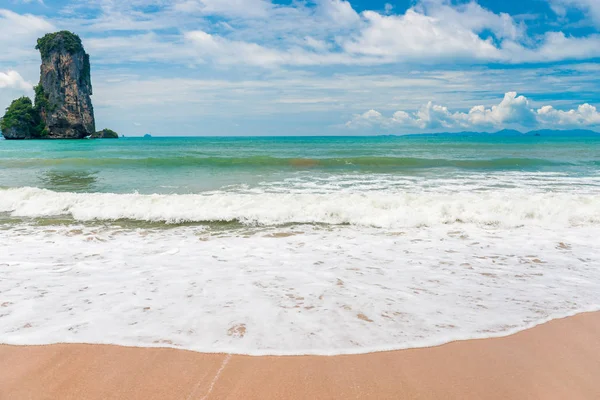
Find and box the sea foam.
[0,222,599,355]
[0,187,599,227]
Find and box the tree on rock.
[0,97,47,139]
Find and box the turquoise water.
[1,134,600,354]
[0,135,599,194]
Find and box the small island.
[0,31,118,140]
[91,128,119,139]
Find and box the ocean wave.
[1,187,598,227]
[0,156,577,169]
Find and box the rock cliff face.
[35,31,95,139]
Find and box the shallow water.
[0,135,599,354]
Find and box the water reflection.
[40,170,99,192]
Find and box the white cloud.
[184,2,579,68]
[301,36,331,52]
[419,0,524,41]
[339,5,598,65]
[551,0,600,27]
[537,103,600,126]
[346,109,386,128]
[85,33,204,66]
[12,0,598,68]
[174,0,271,18]
[0,70,33,91]
[466,92,536,127]
[346,92,599,131]
[342,9,502,61]
[316,0,360,26]
[0,9,53,36]
[14,0,45,4]
[184,30,384,67]
[185,31,287,67]
[0,9,55,62]
[179,3,600,66]
[502,32,600,62]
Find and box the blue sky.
[1,0,599,135]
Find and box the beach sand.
[1,311,599,400]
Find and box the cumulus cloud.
[537,104,600,126]
[182,2,599,68]
[184,2,598,66]
[346,92,600,131]
[316,0,360,26]
[339,5,600,64]
[341,9,502,61]
[0,70,33,91]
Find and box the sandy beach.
[1,311,598,400]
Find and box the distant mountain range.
[404,129,599,137]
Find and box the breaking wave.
[1,187,598,227]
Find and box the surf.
[1,186,599,227]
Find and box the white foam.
[1,223,599,355]
[0,186,599,227]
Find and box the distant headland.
[0,31,117,140]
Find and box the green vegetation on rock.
[36,31,85,60]
[0,97,47,138]
[1,97,34,131]
[34,84,55,113]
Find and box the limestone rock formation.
[0,31,95,140]
[36,31,95,139]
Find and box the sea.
[1,135,599,355]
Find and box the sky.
[1,0,600,136]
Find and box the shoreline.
[2,307,598,356]
[1,311,599,399]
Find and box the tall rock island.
[0,31,111,140]
[36,31,95,138]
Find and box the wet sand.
[1,311,599,400]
